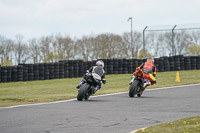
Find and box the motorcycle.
[77,72,102,101]
[129,69,149,97]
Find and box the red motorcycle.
[129,69,149,97]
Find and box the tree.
[43,50,60,63]
[122,32,142,58]
[187,44,200,56]
[175,31,191,55]
[13,35,30,64]
[164,31,191,56]
[191,31,200,44]
[0,35,14,63]
[2,59,12,66]
[138,48,153,58]
[39,36,52,63]
[94,33,127,59]
[145,32,166,57]
[28,38,41,63]
[52,34,75,60]
[75,35,95,61]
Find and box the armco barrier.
[0,55,200,83]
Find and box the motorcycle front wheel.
[77,83,90,101]
[129,80,140,97]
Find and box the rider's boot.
[93,85,100,93]
[139,90,144,95]
[137,87,144,97]
[138,81,150,96]
[76,79,86,89]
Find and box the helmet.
[147,58,154,63]
[96,60,104,68]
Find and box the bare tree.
[174,31,191,55]
[52,34,75,61]
[132,32,142,58]
[93,34,109,59]
[13,35,30,64]
[191,31,200,45]
[145,32,157,57]
[75,35,95,61]
[157,33,167,57]
[38,36,52,62]
[0,28,199,64]
[121,32,130,57]
[93,33,127,59]
[122,32,142,58]
[164,31,192,56]
[28,38,42,63]
[164,32,175,56]
[0,35,14,62]
[146,32,167,57]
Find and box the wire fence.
[142,23,200,58]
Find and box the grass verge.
[136,115,200,133]
[0,70,200,107]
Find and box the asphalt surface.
[0,84,200,133]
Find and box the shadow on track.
[75,99,110,102]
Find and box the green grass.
[0,70,200,107]
[136,115,200,133]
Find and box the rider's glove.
[133,72,136,76]
[102,80,106,84]
[86,70,90,75]
[136,67,140,70]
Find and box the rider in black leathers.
[76,60,106,93]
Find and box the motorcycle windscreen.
[93,66,104,77]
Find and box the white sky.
[1,0,200,40]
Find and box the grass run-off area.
[0,70,200,107]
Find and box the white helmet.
[96,60,104,68]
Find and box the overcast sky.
[1,0,200,40]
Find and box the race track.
[0,84,200,133]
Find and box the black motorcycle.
[77,72,102,101]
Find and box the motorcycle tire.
[77,83,90,101]
[137,90,142,97]
[129,80,140,97]
[84,92,90,100]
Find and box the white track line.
[129,127,147,133]
[0,84,200,109]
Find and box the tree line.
[0,30,200,66]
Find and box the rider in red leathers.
[130,58,156,94]
[137,58,156,88]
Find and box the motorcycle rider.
[130,58,156,93]
[76,60,106,93]
[138,58,156,87]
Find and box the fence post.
[172,25,177,56]
[1,57,3,66]
[143,26,148,58]
[34,56,37,64]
